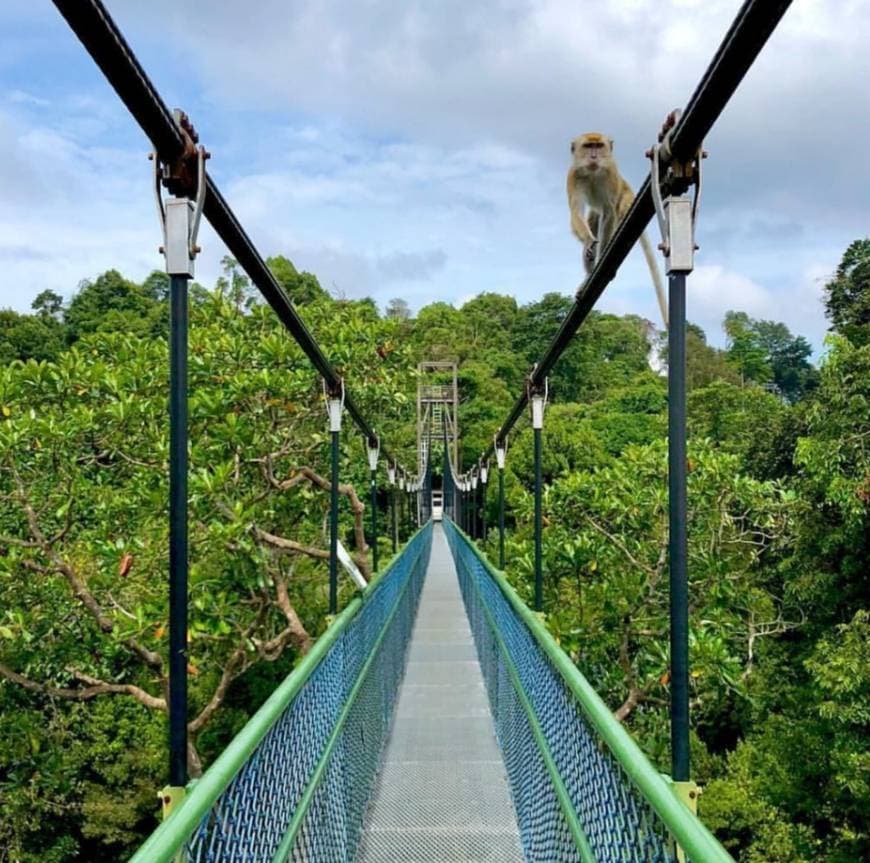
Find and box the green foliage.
[267,255,329,305]
[0,284,413,859]
[724,311,817,402]
[64,270,165,342]
[824,238,870,347]
[2,238,862,861]
[0,309,65,364]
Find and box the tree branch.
[0,663,165,712]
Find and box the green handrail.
[449,521,734,863]
[130,526,428,863]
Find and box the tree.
[0,309,65,364]
[824,238,870,347]
[385,297,411,321]
[64,270,163,342]
[215,256,257,311]
[503,441,794,763]
[0,287,415,860]
[683,322,741,389]
[31,289,64,321]
[267,255,328,305]
[724,311,817,402]
[724,311,772,385]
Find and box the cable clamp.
[366,436,380,472]
[494,435,508,470]
[323,378,345,432]
[151,110,208,277]
[527,371,548,430]
[647,109,705,275]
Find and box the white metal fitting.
[387,464,396,485]
[531,394,545,430]
[153,141,206,278]
[480,464,488,484]
[472,473,479,491]
[662,196,695,274]
[529,376,548,430]
[323,378,345,433]
[495,439,507,470]
[327,398,343,433]
[366,438,380,472]
[399,474,406,491]
[649,134,701,276]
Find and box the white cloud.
[1,0,861,360]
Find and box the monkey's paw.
[584,242,598,271]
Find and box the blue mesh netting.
[444,520,680,863]
[183,524,432,863]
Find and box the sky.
[1,0,867,353]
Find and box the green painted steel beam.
[447,520,734,863]
[130,526,428,863]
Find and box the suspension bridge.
[38,1,794,860]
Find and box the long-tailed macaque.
[567,132,668,327]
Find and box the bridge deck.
[356,524,524,862]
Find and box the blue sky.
[1,0,868,353]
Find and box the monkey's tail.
[640,231,668,329]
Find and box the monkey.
[566,132,668,328]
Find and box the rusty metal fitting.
[159,109,209,199]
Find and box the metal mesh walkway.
[357,524,524,862]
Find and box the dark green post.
[168,273,189,788]
[480,463,488,543]
[326,385,343,615]
[531,385,546,612]
[496,440,506,569]
[388,464,398,553]
[367,438,379,572]
[669,273,690,782]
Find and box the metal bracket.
[494,435,508,470]
[527,372,549,430]
[648,110,704,276]
[672,780,701,863]
[366,436,380,472]
[159,784,185,820]
[323,378,345,433]
[152,110,208,277]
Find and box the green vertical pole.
[533,425,543,611]
[390,471,398,553]
[498,467,505,568]
[168,273,189,789]
[669,272,690,782]
[329,427,339,614]
[326,387,342,615]
[370,469,378,572]
[367,438,379,573]
[531,386,546,612]
[481,468,488,543]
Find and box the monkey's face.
[570,133,614,175]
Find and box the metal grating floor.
[356,525,525,862]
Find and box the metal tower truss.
[417,361,459,476]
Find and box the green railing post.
[388,463,398,553]
[471,467,480,539]
[669,271,689,783]
[495,439,506,569]
[157,154,206,792]
[367,438,379,573]
[650,155,700,786]
[326,383,344,615]
[530,381,547,612]
[480,463,488,543]
[168,272,189,789]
